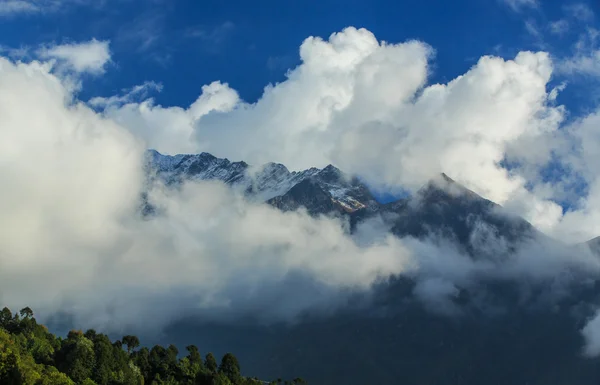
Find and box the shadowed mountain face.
[144,150,600,385]
[348,173,539,259]
[587,237,600,256]
[162,293,600,385]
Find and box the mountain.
[374,173,538,257]
[144,150,600,385]
[146,150,537,255]
[587,236,600,255]
[147,149,377,214]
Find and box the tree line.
[0,307,306,385]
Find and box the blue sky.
[1,0,597,113]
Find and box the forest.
[0,307,306,385]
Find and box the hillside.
[0,307,306,385]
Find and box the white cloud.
[97,28,569,235]
[501,0,538,12]
[525,19,542,38]
[582,310,600,356]
[0,0,38,15]
[89,81,163,108]
[549,19,569,35]
[38,39,111,75]
[185,21,235,44]
[556,28,600,77]
[100,80,239,154]
[565,3,595,22]
[0,54,416,331]
[0,44,30,59]
[0,0,99,16]
[559,49,600,76]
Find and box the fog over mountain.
[4,24,600,384]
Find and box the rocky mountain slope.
[147,149,377,213]
[146,150,546,257]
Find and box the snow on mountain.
[145,149,377,213]
[146,150,592,261]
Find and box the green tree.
[0,307,12,329]
[90,334,114,385]
[19,307,34,320]
[185,345,202,367]
[0,307,301,385]
[27,335,55,365]
[56,331,95,384]
[180,345,203,381]
[0,342,21,384]
[132,347,151,381]
[212,372,233,385]
[150,345,174,380]
[84,329,97,341]
[205,353,218,374]
[218,353,241,384]
[122,335,140,355]
[35,366,74,385]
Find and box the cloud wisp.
[37,39,111,75]
[0,0,107,17]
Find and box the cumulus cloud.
[91,27,600,244]
[38,39,111,75]
[0,55,415,333]
[95,27,571,236]
[5,27,600,353]
[98,81,239,154]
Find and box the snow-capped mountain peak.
[146,150,376,212]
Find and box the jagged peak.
[586,236,600,245]
[260,162,290,174]
[419,172,483,201]
[321,164,341,173]
[315,164,345,182]
[440,172,454,183]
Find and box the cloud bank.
[0,54,412,333]
[98,27,572,239]
[3,27,600,354]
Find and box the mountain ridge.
[145,149,599,249]
[146,149,378,213]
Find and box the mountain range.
[146,150,581,255]
[144,150,600,385]
[147,149,377,213]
